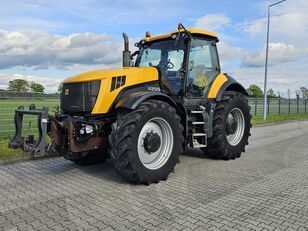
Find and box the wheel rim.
[226,108,245,146]
[137,117,174,170]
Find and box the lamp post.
[263,0,286,120]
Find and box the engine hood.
[62,67,159,114]
[63,67,158,84]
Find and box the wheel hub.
[143,132,161,154]
[226,118,238,135]
[137,117,174,170]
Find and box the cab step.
[192,133,206,137]
[192,141,207,148]
[190,110,204,114]
[192,121,205,125]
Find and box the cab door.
[186,37,220,98]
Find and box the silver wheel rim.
[226,108,245,146]
[137,117,174,170]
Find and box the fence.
[0,95,307,139]
[248,97,308,116]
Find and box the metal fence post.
[255,98,258,116]
[278,96,281,115]
[267,98,270,115]
[296,95,299,114]
[288,98,291,114]
[305,99,307,114]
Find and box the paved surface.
[0,121,308,231]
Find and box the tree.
[247,84,263,97]
[57,83,63,93]
[8,79,30,92]
[267,88,276,98]
[30,82,45,93]
[300,87,308,99]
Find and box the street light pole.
[263,0,286,120]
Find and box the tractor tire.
[72,150,108,166]
[202,91,251,160]
[109,100,184,185]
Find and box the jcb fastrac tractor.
[10,24,251,185]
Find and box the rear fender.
[216,75,248,101]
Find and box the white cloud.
[0,29,125,69]
[242,43,308,67]
[241,0,308,47]
[195,14,231,31]
[0,73,62,93]
[218,43,243,61]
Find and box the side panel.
[91,68,159,114]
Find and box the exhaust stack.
[122,33,131,67]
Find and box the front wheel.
[202,91,251,160]
[109,100,184,185]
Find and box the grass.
[0,139,27,161]
[252,113,308,125]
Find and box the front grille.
[61,80,100,114]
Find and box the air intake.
[110,76,126,91]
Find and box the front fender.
[115,91,178,110]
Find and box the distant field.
[0,98,59,139]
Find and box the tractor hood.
[63,67,158,84]
[61,67,159,114]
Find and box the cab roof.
[143,28,218,43]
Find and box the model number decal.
[147,86,161,92]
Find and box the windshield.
[135,38,186,95]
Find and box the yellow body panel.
[63,67,159,114]
[207,73,228,98]
[144,28,218,42]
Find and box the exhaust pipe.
[122,33,131,67]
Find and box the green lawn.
[0,139,27,161]
[252,113,308,125]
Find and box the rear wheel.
[202,91,251,160]
[109,100,184,185]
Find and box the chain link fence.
[0,94,307,139]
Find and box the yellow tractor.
[10,24,251,185]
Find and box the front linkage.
[9,105,50,157]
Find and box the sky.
[0,0,307,97]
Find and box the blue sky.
[0,0,307,96]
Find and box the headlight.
[75,121,98,142]
[85,125,94,134]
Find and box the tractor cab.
[134,25,220,99]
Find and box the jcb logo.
[64,89,69,95]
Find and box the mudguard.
[115,91,178,110]
[216,75,248,100]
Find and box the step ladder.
[189,106,208,148]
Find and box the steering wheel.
[166,60,174,70]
